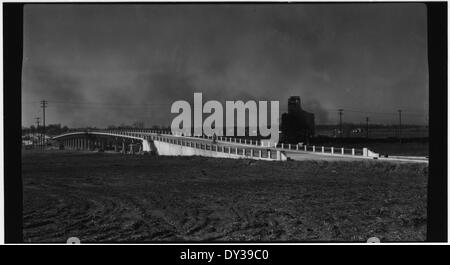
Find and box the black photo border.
[2,1,448,244]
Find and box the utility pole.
[338,109,343,138]
[366,117,369,139]
[35,117,40,148]
[41,100,48,148]
[398,109,402,143]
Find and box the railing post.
[341,147,344,155]
[363,148,368,156]
[322,146,324,153]
[352,148,355,156]
[331,147,334,154]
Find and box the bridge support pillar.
[122,142,126,153]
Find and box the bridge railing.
[150,133,283,161]
[86,129,281,160]
[273,142,373,158]
[84,129,377,158]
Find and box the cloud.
[22,4,428,127]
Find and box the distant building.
[281,96,315,143]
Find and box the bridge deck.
[53,130,428,163]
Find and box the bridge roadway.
[53,130,428,163]
[158,133,429,163]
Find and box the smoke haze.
[22,4,428,127]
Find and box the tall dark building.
[281,96,315,144]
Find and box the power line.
[24,100,427,116]
[398,109,402,143]
[279,106,426,116]
[22,99,428,128]
[45,100,172,107]
[35,117,40,148]
[41,100,48,148]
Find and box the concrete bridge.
[52,129,428,163]
[52,129,288,161]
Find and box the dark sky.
[22,3,428,128]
